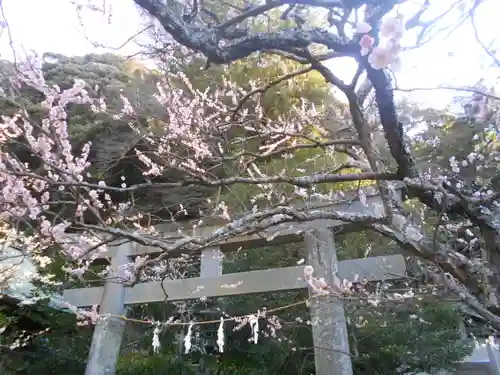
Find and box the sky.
[0,0,499,109]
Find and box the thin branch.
[134,0,352,64]
[266,50,348,64]
[470,1,500,69]
[7,169,398,192]
[81,204,383,283]
[216,0,346,32]
[217,1,285,31]
[225,138,361,163]
[232,65,314,119]
[77,24,153,51]
[394,86,500,101]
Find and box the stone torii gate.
[62,189,407,375]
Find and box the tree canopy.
[1,0,500,374]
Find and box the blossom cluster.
[356,15,405,71]
[0,54,229,279]
[0,48,333,287]
[0,58,115,275]
[303,264,353,296]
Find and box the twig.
[470,0,500,69]
[393,86,500,101]
[231,65,313,119]
[7,170,398,193]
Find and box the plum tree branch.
[134,0,355,63]
[222,138,361,163]
[80,204,382,283]
[7,169,398,192]
[231,65,314,119]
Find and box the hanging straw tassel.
[152,324,161,353]
[217,317,225,353]
[248,311,259,344]
[184,322,194,354]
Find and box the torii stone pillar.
[305,228,353,375]
[85,241,132,375]
[200,247,223,278]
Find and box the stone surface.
[305,228,353,375]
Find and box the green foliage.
[221,242,472,375]
[0,297,90,375]
[0,270,472,375]
[0,296,72,336]
[113,299,471,375]
[410,94,500,190]
[117,353,194,375]
[352,303,473,375]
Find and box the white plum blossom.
[356,21,372,34]
[304,265,314,277]
[303,265,335,295]
[380,14,405,39]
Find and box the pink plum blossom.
[368,46,395,70]
[359,35,375,56]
